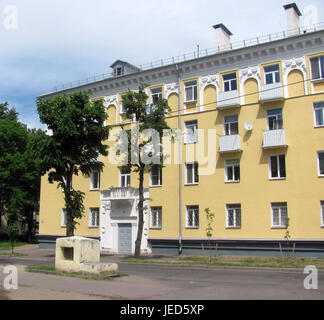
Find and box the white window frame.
[186,205,199,228]
[150,206,162,229]
[314,102,324,127]
[271,202,288,228]
[226,204,241,228]
[90,171,100,190]
[224,115,239,136]
[321,201,324,227]
[185,162,199,185]
[223,73,237,92]
[120,168,131,187]
[267,108,283,130]
[184,81,198,103]
[88,207,100,228]
[184,120,198,144]
[310,55,324,81]
[225,159,240,182]
[150,166,162,187]
[120,95,127,114]
[264,64,280,84]
[151,87,163,104]
[317,151,324,177]
[269,154,286,179]
[61,209,67,227]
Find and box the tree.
[36,91,110,236]
[121,84,170,257]
[0,103,45,240]
[205,208,215,263]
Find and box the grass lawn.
[25,265,122,281]
[124,255,324,270]
[0,241,28,251]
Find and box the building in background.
[38,3,324,257]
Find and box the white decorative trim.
[164,82,179,99]
[239,66,261,105]
[282,57,308,96]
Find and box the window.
[150,166,162,186]
[185,162,199,184]
[223,73,237,92]
[61,209,67,227]
[225,159,240,182]
[120,167,131,187]
[90,171,100,190]
[314,102,324,127]
[267,109,283,130]
[184,81,197,102]
[114,66,124,77]
[224,115,239,135]
[89,208,99,228]
[151,87,163,104]
[226,204,241,228]
[269,155,286,179]
[318,151,324,176]
[264,64,280,84]
[321,201,324,227]
[310,55,324,80]
[150,207,162,229]
[120,95,127,114]
[271,202,288,228]
[186,205,199,228]
[184,120,198,143]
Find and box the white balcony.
[259,83,284,103]
[219,134,241,153]
[107,187,137,200]
[217,90,240,109]
[263,129,287,149]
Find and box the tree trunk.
[135,166,145,257]
[64,173,74,237]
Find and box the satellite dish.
[244,121,253,131]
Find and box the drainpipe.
[176,64,183,255]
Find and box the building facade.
[38,3,324,257]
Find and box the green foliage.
[0,102,44,239]
[205,208,215,263]
[36,91,110,236]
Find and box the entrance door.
[118,223,132,254]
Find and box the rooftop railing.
[50,21,324,94]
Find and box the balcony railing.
[217,90,240,109]
[259,83,284,103]
[263,129,287,148]
[219,134,241,153]
[108,187,137,200]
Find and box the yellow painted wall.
[203,85,217,111]
[39,63,324,241]
[287,70,305,98]
[244,78,259,105]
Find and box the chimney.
[283,3,302,37]
[213,24,233,51]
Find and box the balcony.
[262,129,287,149]
[217,90,240,109]
[107,187,137,200]
[219,135,241,153]
[259,83,284,103]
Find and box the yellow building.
[38,3,324,257]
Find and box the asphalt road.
[1,252,323,300]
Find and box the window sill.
[311,78,324,84]
[225,180,240,184]
[314,125,324,128]
[271,226,287,229]
[184,183,199,186]
[90,188,100,191]
[185,226,199,229]
[184,141,198,145]
[88,226,99,229]
[269,177,286,181]
[184,100,197,104]
[318,175,324,178]
[226,226,241,229]
[149,185,162,188]
[150,227,162,230]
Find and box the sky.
[0,0,323,129]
